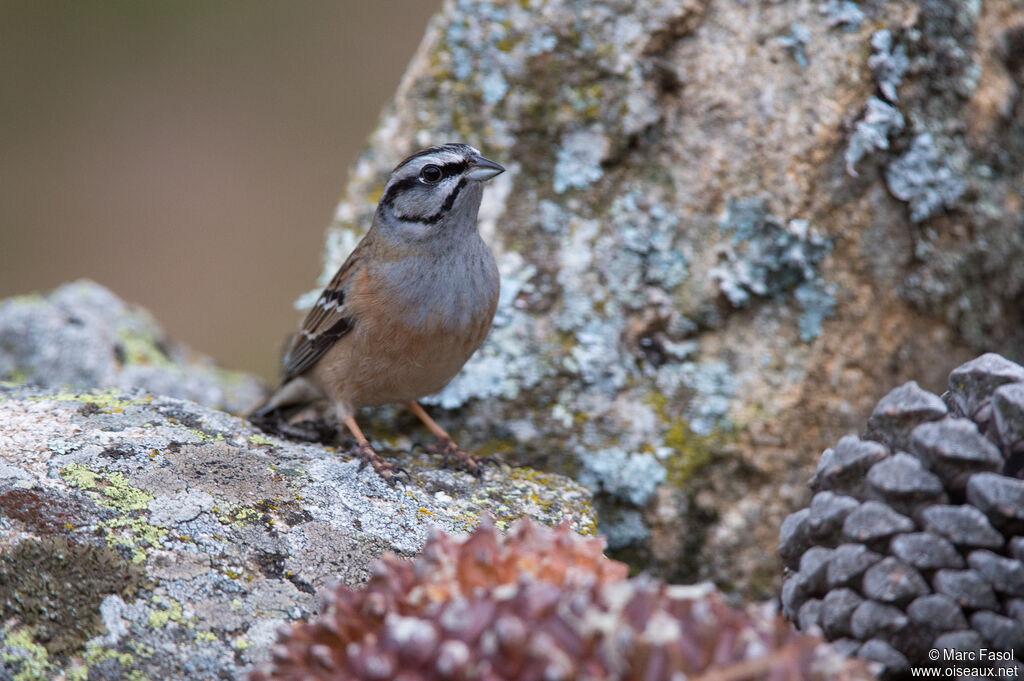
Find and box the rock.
[910,419,1003,492]
[300,0,1024,592]
[821,588,863,639]
[779,507,812,570]
[947,353,1024,418]
[812,436,889,495]
[866,452,945,510]
[933,630,985,655]
[861,557,929,605]
[920,505,1003,549]
[826,544,882,589]
[906,594,967,633]
[969,611,1024,651]
[889,532,964,570]
[0,385,594,680]
[797,598,824,632]
[0,280,266,414]
[993,382,1024,448]
[842,501,914,543]
[932,570,999,611]
[806,492,860,542]
[967,472,1024,534]
[864,381,947,452]
[797,546,833,594]
[856,639,909,677]
[850,600,908,640]
[966,550,1024,597]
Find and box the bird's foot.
[426,437,490,478]
[249,410,337,444]
[354,442,409,486]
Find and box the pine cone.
[781,353,1024,677]
[254,517,871,681]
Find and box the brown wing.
[282,244,365,382]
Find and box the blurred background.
[0,0,440,381]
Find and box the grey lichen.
[868,29,909,103]
[0,280,265,414]
[795,281,838,344]
[679,361,738,437]
[578,447,666,507]
[598,507,651,550]
[819,0,864,30]
[553,126,609,194]
[710,198,834,341]
[0,382,596,679]
[885,133,966,222]
[845,97,906,176]
[777,23,812,68]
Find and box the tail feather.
[248,378,336,443]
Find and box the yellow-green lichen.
[104,515,167,563]
[248,433,276,446]
[184,428,226,442]
[34,389,151,412]
[2,628,52,681]
[216,505,264,528]
[148,595,184,628]
[82,644,134,669]
[116,327,171,367]
[195,630,218,644]
[647,392,735,489]
[60,464,166,562]
[3,368,29,385]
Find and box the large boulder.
[311,0,1024,593]
[0,279,265,415]
[0,383,592,678]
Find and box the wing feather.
[282,245,364,381]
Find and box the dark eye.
[419,164,442,183]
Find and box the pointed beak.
[465,156,505,181]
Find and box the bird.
[251,143,505,483]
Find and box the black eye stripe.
[420,160,467,181]
[390,178,468,225]
[380,161,469,207]
[439,160,467,178]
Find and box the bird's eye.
[419,164,442,184]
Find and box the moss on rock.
[0,537,146,656]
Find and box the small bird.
[252,143,505,482]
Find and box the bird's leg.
[342,413,407,485]
[406,402,484,476]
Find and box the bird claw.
[354,443,409,487]
[426,438,486,478]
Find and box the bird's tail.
[248,378,335,443]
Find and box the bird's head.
[376,143,504,242]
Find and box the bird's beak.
[465,156,505,181]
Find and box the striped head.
[376,143,505,242]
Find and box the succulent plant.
[254,518,870,681]
[781,353,1024,677]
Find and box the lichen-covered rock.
[781,354,1024,678]
[0,280,266,414]
[302,0,1024,592]
[0,385,594,680]
[252,518,873,681]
